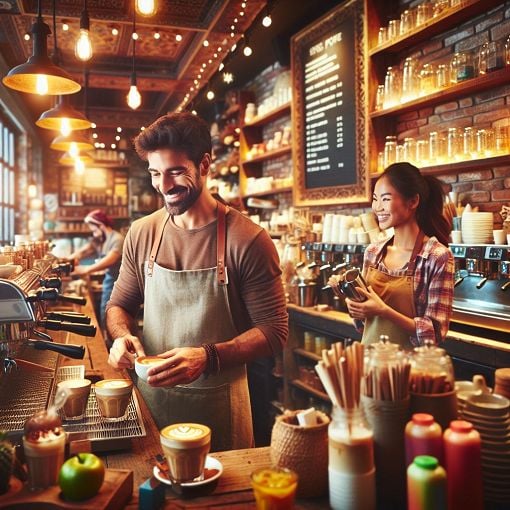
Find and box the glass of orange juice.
[250,467,298,510]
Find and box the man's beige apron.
[362,231,424,350]
[139,202,253,452]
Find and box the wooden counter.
[56,296,329,509]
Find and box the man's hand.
[108,335,146,369]
[345,285,388,320]
[146,347,207,387]
[71,265,89,277]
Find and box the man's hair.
[133,112,212,167]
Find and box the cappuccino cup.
[135,355,166,382]
[160,423,211,483]
[56,378,91,420]
[94,379,133,421]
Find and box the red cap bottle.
[405,413,443,467]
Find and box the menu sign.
[291,0,369,206]
[304,23,355,188]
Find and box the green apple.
[58,453,105,501]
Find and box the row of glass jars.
[379,125,509,170]
[377,0,468,46]
[377,39,510,110]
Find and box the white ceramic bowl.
[135,355,166,381]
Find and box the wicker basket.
[270,409,330,498]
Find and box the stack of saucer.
[461,212,493,244]
[494,368,510,400]
[461,393,510,505]
[455,375,491,417]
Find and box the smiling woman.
[345,163,455,348]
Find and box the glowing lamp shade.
[127,85,142,109]
[2,17,81,95]
[59,152,94,165]
[36,96,92,132]
[136,0,157,17]
[50,133,94,152]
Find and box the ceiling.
[0,0,342,146]
[0,0,267,140]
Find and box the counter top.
[55,296,327,508]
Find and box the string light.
[62,22,69,31]
[154,31,160,39]
[223,72,234,84]
[24,33,31,41]
[176,34,182,42]
[206,90,215,100]
[111,27,119,36]
[262,14,272,27]
[91,122,96,128]
[116,127,122,132]
[203,40,209,47]
[92,132,98,138]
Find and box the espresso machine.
[446,243,510,384]
[0,258,96,439]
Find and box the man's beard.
[163,182,202,216]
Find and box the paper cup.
[493,230,506,245]
[451,230,462,243]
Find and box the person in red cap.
[68,209,124,331]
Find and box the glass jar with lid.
[435,64,449,88]
[447,127,462,162]
[375,84,385,111]
[410,342,454,394]
[479,41,505,74]
[450,52,475,83]
[383,66,401,108]
[463,127,477,159]
[403,137,417,164]
[419,63,436,96]
[402,57,419,103]
[383,135,398,168]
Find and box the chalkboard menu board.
[291,0,369,206]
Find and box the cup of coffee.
[160,423,211,483]
[94,379,133,422]
[56,379,91,420]
[135,355,166,382]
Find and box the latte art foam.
[168,425,206,440]
[96,379,131,389]
[160,423,211,449]
[138,356,165,365]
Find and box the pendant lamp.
[36,94,92,133]
[59,151,94,165]
[2,0,80,95]
[50,132,94,152]
[127,5,142,109]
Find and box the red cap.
[412,413,434,426]
[449,420,473,433]
[85,209,113,228]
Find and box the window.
[0,119,16,244]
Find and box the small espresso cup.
[57,379,91,420]
[160,423,211,483]
[135,355,166,382]
[493,229,506,245]
[451,230,462,244]
[94,379,133,422]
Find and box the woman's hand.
[146,347,207,387]
[345,285,388,320]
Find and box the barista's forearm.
[106,305,138,339]
[215,327,273,371]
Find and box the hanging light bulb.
[136,0,157,17]
[59,151,93,165]
[206,89,215,100]
[262,14,272,27]
[243,43,253,57]
[127,80,142,110]
[60,117,71,136]
[69,141,80,157]
[75,0,93,61]
[75,157,85,175]
[2,0,81,95]
[127,8,142,110]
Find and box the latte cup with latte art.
[135,355,166,382]
[160,423,211,483]
[94,379,133,421]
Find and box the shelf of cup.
[368,0,502,57]
[242,102,291,128]
[370,67,510,120]
[291,379,331,402]
[370,153,510,179]
[294,347,321,362]
[241,146,292,166]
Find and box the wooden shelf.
[242,185,293,198]
[371,67,510,119]
[44,230,89,235]
[370,153,510,179]
[290,380,330,402]
[241,146,292,165]
[294,348,321,362]
[368,0,502,57]
[243,102,291,128]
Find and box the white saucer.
[153,455,223,487]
